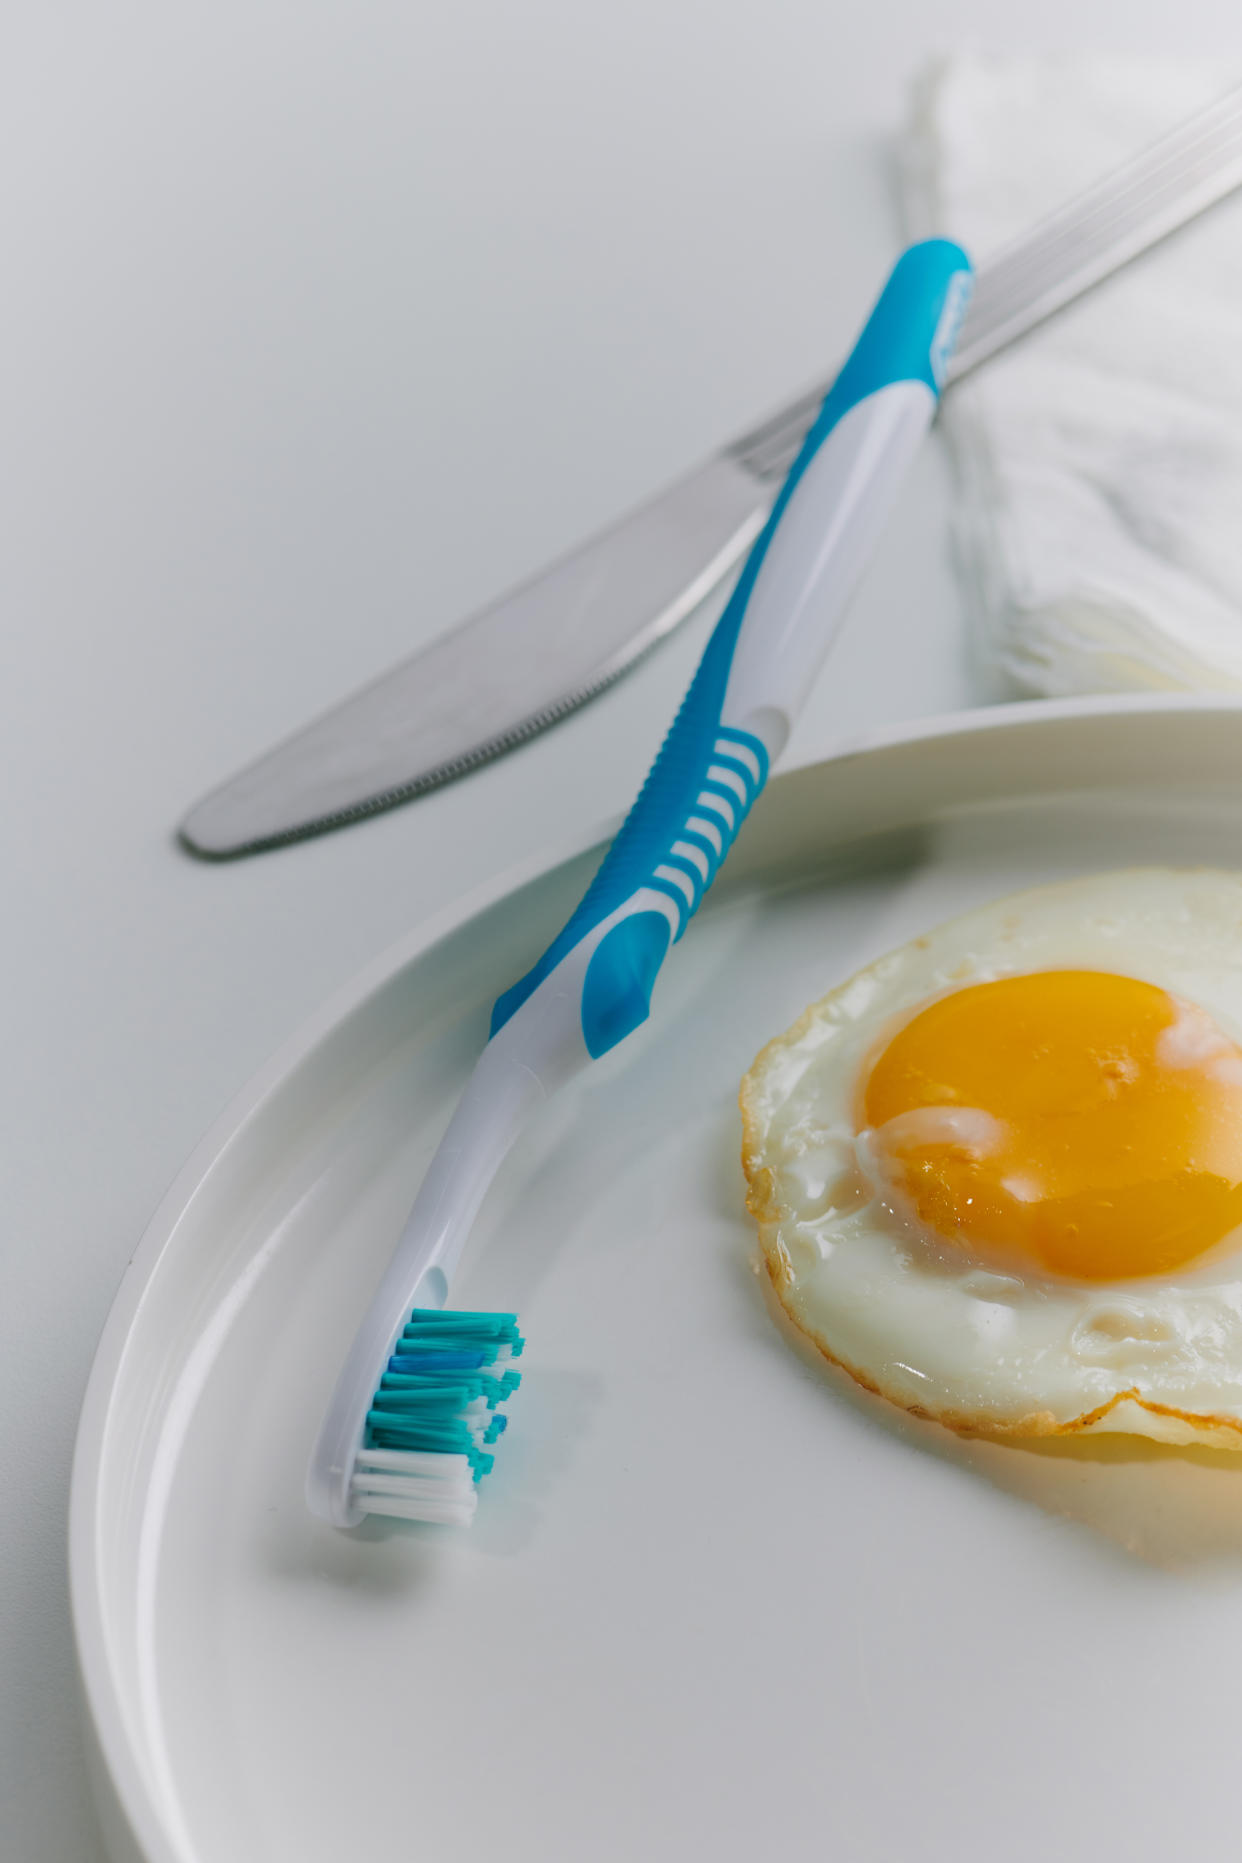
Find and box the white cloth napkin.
[901,55,1242,696]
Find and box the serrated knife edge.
[180,506,765,859]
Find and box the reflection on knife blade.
[178,436,784,859]
[180,81,1242,857]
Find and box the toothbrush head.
[324,1308,524,1529]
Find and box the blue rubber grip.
[491,238,972,1055]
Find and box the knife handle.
[487,240,972,1077]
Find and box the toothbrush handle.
[491,239,972,1062]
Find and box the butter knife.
[181,80,1242,857]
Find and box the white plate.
[72,695,1242,1863]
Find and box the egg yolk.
[860,970,1242,1281]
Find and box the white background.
[3,3,1240,1855]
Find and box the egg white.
[740,868,1242,1447]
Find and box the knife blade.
[179,445,779,857]
[180,80,1242,857]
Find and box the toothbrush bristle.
[351,1309,524,1526]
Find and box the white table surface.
[6,4,1240,1857]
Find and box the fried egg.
[740,868,1242,1447]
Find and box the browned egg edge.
[738,1028,1242,1451]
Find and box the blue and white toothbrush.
[307,238,972,1529]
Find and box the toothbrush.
[307,238,973,1529]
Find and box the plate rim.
[69,688,1242,1863]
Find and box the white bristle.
[355,1448,472,1476]
[355,1471,471,1500]
[351,1447,479,1526]
[362,1493,478,1526]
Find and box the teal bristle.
[364,1307,524,1485]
